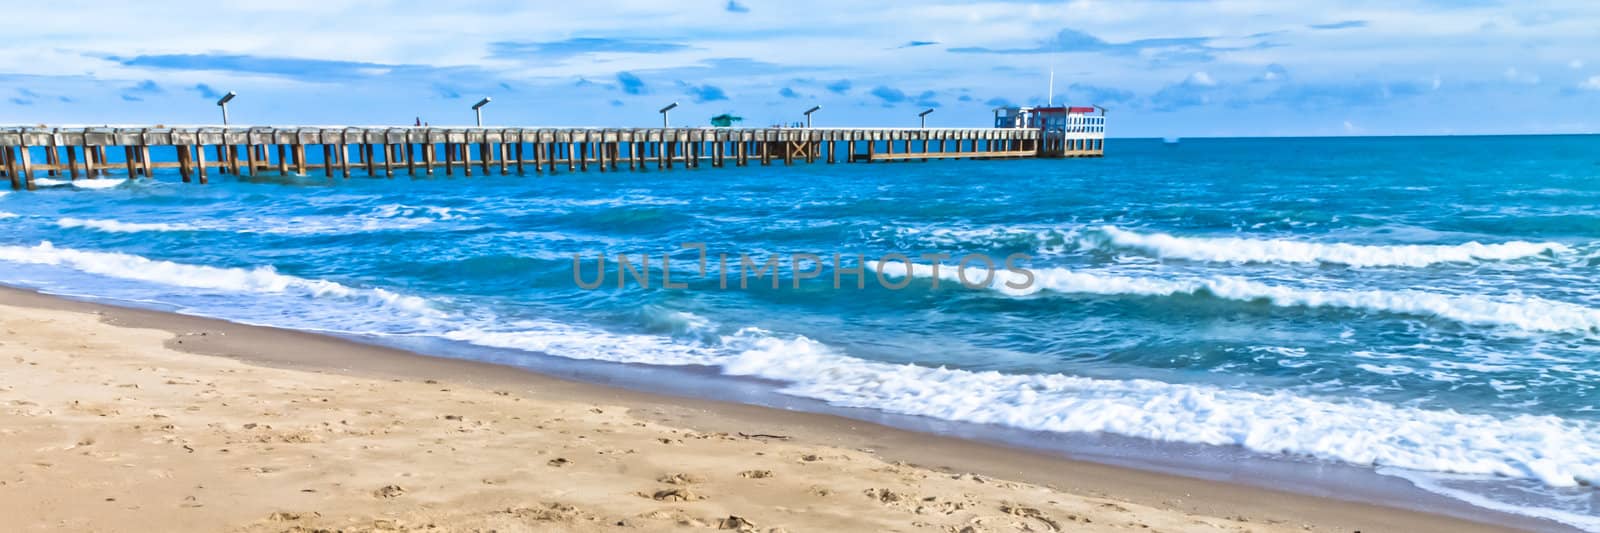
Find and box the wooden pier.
[0,126,1105,190]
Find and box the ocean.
[1,134,1596,530]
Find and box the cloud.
[1569,59,1585,70]
[1259,64,1290,82]
[8,97,32,106]
[117,79,161,102]
[1067,83,1135,105]
[896,41,939,49]
[490,38,690,60]
[870,86,907,105]
[1309,20,1368,30]
[610,99,625,107]
[115,53,397,81]
[1186,71,1217,87]
[725,0,749,13]
[681,82,727,102]
[433,84,461,99]
[191,83,221,99]
[984,97,1013,108]
[1503,67,1540,85]
[1579,76,1600,91]
[616,72,647,95]
[951,28,1215,58]
[778,87,800,98]
[825,79,852,94]
[913,90,940,108]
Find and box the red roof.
[1067,106,1096,114]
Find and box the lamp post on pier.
[803,105,821,128]
[659,102,679,127]
[918,108,934,128]
[472,97,492,126]
[216,91,236,125]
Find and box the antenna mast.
[1048,69,1055,106]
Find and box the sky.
[0,0,1596,137]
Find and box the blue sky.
[0,0,1596,137]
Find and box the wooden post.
[364,143,376,176]
[140,137,153,178]
[922,136,930,162]
[340,140,352,178]
[244,140,258,177]
[177,145,192,183]
[277,144,289,175]
[444,142,454,176]
[1,147,15,191]
[461,142,472,177]
[64,145,80,179]
[17,145,34,191]
[123,146,137,179]
[293,143,307,176]
[82,140,98,178]
[655,139,665,170]
[424,143,436,175]
[406,143,417,176]
[383,141,395,178]
[514,139,524,175]
[194,143,208,184]
[566,141,575,172]
[44,141,58,177]
[500,141,511,175]
[323,144,335,177]
[474,141,487,175]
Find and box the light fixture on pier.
[472,97,493,127]
[659,102,679,128]
[216,91,236,125]
[803,105,821,128]
[918,108,935,128]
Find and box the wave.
[57,218,198,233]
[0,243,1595,527]
[30,177,123,189]
[0,242,439,318]
[714,330,1600,489]
[1091,226,1572,267]
[869,262,1600,334]
[50,204,468,236]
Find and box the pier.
[0,125,1105,190]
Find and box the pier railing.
[0,126,1103,190]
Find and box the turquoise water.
[2,135,1597,529]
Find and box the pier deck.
[0,126,1105,190]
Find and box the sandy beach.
[0,286,1539,532]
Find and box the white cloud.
[1186,71,1217,87]
[1570,59,1586,70]
[1579,76,1600,91]
[1502,67,1540,85]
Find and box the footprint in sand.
[648,488,704,502]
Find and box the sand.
[0,287,1541,532]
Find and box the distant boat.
[1162,136,1181,144]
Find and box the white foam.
[70,179,125,190]
[49,204,469,236]
[711,329,1600,490]
[1379,468,1600,532]
[0,242,439,318]
[443,319,720,367]
[57,218,198,233]
[1095,226,1571,267]
[869,262,1600,335]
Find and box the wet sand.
[0,286,1549,532]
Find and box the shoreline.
[0,284,1567,532]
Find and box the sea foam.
[1093,226,1570,267]
[0,242,438,317]
[869,261,1600,334]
